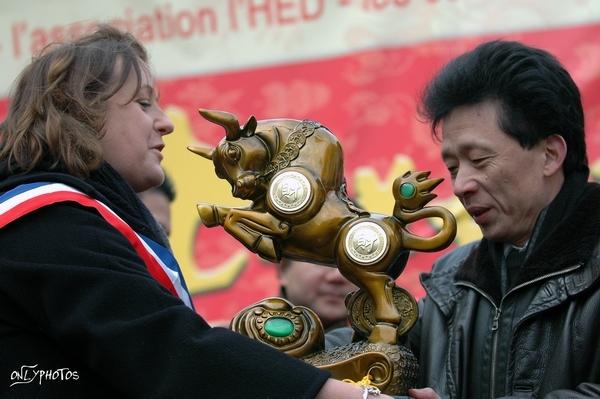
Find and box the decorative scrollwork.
[303,340,418,394]
[230,297,324,358]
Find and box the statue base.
[230,297,418,395]
[303,341,418,395]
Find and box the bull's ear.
[187,145,214,160]
[241,116,257,137]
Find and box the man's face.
[281,261,356,330]
[441,101,554,246]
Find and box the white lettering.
[9,365,79,387]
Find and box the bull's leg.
[359,273,401,345]
[223,209,290,262]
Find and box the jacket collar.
[454,180,600,304]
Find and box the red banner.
[1,2,599,325]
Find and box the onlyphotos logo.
[10,365,79,387]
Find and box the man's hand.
[408,387,441,399]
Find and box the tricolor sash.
[0,182,194,309]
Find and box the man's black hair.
[420,40,588,175]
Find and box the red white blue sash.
[0,182,194,309]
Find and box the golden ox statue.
[189,109,456,347]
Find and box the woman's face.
[101,62,174,192]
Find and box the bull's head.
[189,109,271,200]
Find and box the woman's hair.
[0,24,149,177]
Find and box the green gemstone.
[399,183,416,199]
[264,317,294,337]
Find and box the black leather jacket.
[405,182,600,398]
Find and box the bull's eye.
[226,144,241,163]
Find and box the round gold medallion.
[269,171,312,214]
[344,221,388,265]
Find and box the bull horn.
[241,116,257,137]
[187,145,214,160]
[198,109,241,141]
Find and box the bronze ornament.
[190,109,457,395]
[230,297,325,358]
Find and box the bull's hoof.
[368,323,399,345]
[197,203,222,227]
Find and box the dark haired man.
[405,40,600,398]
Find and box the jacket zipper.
[490,306,501,398]
[455,263,580,398]
[455,282,500,398]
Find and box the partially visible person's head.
[421,40,587,177]
[139,172,175,236]
[0,24,174,192]
[420,41,586,246]
[279,259,357,330]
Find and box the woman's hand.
[408,387,440,399]
[315,378,394,399]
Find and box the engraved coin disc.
[344,221,388,265]
[269,171,312,214]
[346,286,418,338]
